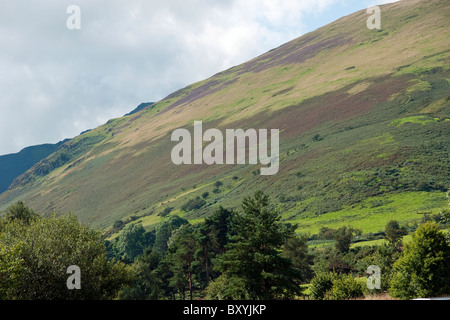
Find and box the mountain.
[0,140,68,194]
[0,102,153,196]
[0,0,449,236]
[124,102,155,116]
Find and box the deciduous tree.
[389,222,450,299]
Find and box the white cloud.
[0,0,344,155]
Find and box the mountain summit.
[1,0,449,234]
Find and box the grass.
[406,79,432,93]
[288,191,447,236]
[390,115,438,127]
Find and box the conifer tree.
[215,191,303,299]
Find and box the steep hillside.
[0,140,68,194]
[1,0,449,235]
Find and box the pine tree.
[215,191,303,299]
[167,224,198,300]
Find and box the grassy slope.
[0,0,449,237]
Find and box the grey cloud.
[0,0,341,155]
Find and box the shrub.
[159,207,174,217]
[201,192,209,199]
[181,197,206,212]
[113,220,124,228]
[309,272,338,300]
[325,274,365,300]
[312,134,323,141]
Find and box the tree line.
[110,191,312,300]
[1,192,449,300]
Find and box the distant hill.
[124,102,155,116]
[0,103,152,196]
[0,0,448,235]
[0,141,68,194]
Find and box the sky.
[0,0,397,155]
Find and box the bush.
[313,134,323,141]
[201,192,209,199]
[309,272,338,300]
[181,197,206,212]
[325,274,365,300]
[113,220,124,229]
[310,272,365,300]
[159,207,174,217]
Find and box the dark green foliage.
[204,206,235,255]
[214,191,304,299]
[120,193,309,300]
[159,207,174,217]
[309,272,338,300]
[312,134,323,142]
[153,215,189,253]
[282,235,314,282]
[3,201,37,225]
[181,197,206,212]
[166,224,198,300]
[195,206,236,290]
[113,220,124,229]
[389,222,450,299]
[333,226,360,253]
[370,244,402,291]
[318,227,336,240]
[118,250,163,300]
[439,209,450,224]
[384,220,407,247]
[113,223,152,263]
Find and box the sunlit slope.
[1,0,449,232]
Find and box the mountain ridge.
[0,140,68,194]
